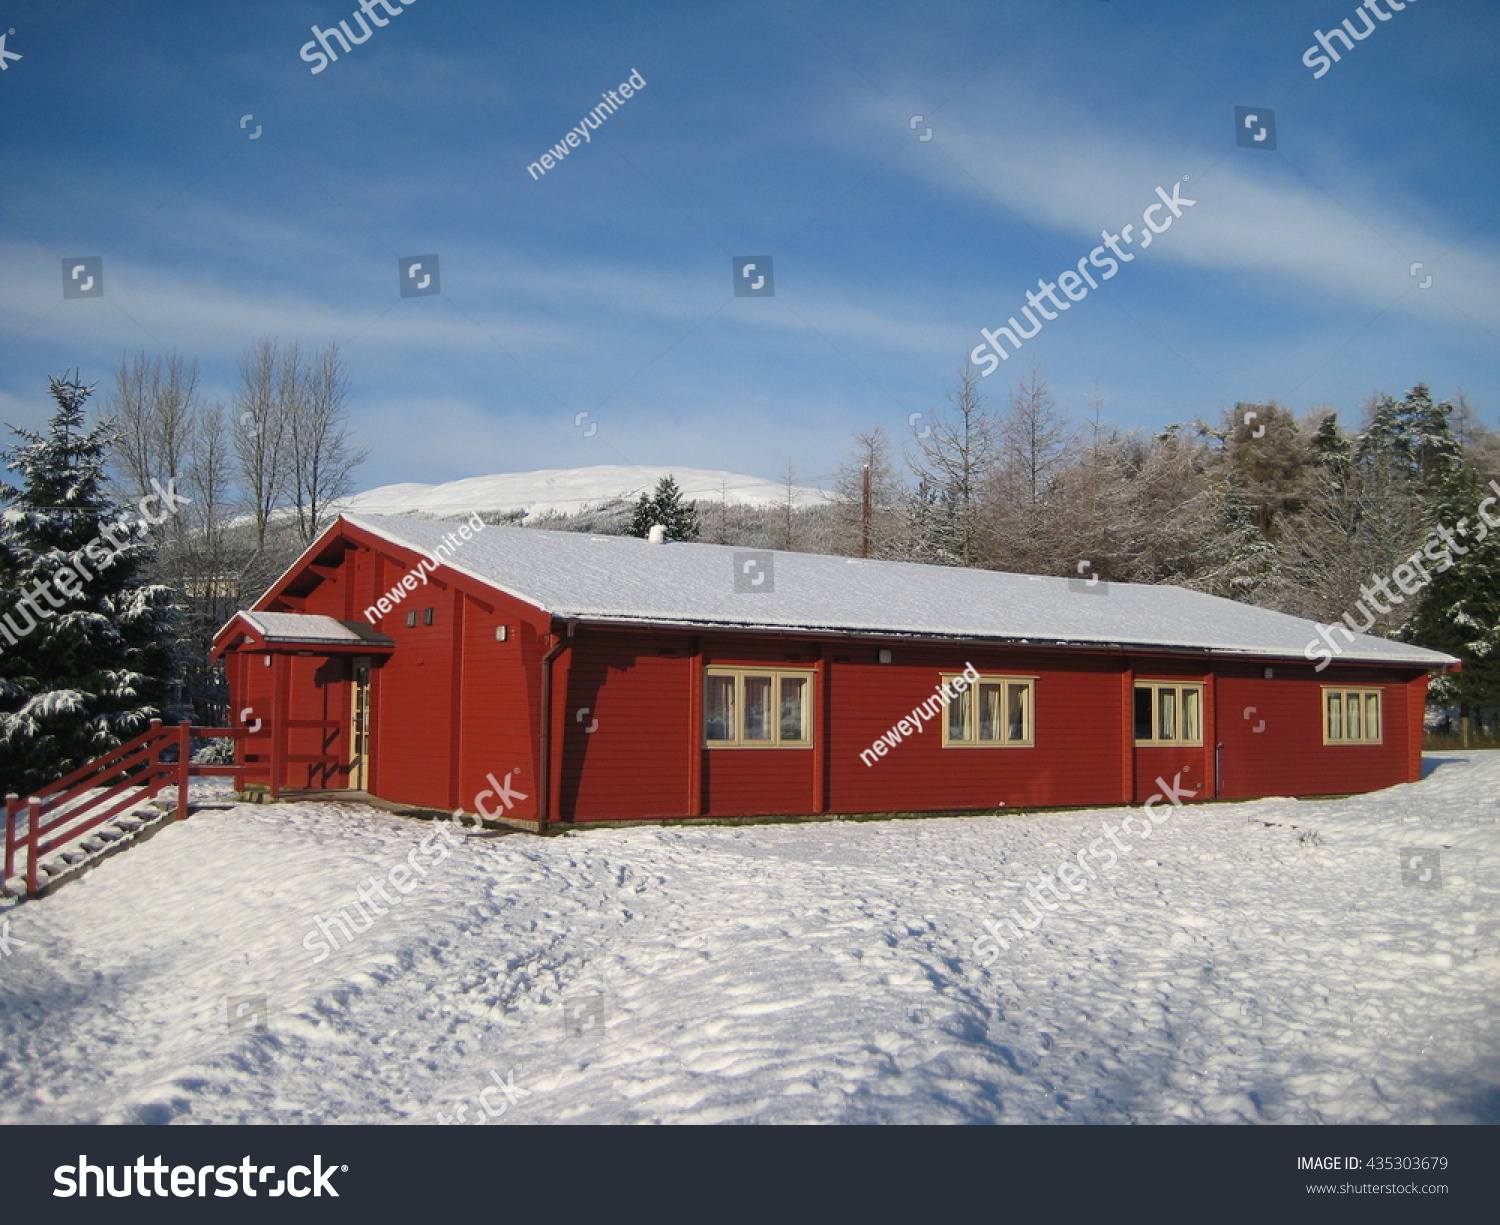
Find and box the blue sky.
[1,0,1496,493]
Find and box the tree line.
[592,365,1499,727]
[823,364,1499,723]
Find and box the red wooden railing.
[2,721,245,898]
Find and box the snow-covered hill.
[2,754,1496,1124]
[339,466,827,523]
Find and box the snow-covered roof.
[240,612,383,645]
[340,514,1457,669]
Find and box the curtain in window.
[705,675,735,740]
[743,676,772,741]
[779,677,806,741]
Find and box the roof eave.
[542,613,1455,670]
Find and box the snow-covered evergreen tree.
[628,475,700,541]
[1356,384,1464,495]
[1308,412,1352,476]
[0,374,182,796]
[1405,450,1500,716]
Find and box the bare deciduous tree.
[110,350,200,526]
[982,367,1072,571]
[233,337,294,549]
[288,343,365,543]
[907,361,998,566]
[832,426,906,559]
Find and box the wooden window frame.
[1132,681,1205,747]
[940,674,1036,748]
[703,666,815,749]
[1322,686,1383,745]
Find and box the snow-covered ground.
[1,754,1496,1125]
[339,465,826,523]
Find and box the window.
[1324,687,1382,745]
[703,668,813,747]
[942,675,1034,747]
[1133,682,1203,746]
[405,610,417,628]
[423,607,435,626]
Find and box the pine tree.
[0,374,182,795]
[1405,456,1500,717]
[1308,412,1352,479]
[1355,384,1463,496]
[628,475,700,541]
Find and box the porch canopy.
[211,611,394,660]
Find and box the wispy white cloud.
[852,91,1500,334]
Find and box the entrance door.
[350,656,372,790]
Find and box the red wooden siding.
[1214,662,1416,799]
[220,520,1441,825]
[456,592,544,821]
[561,634,696,819]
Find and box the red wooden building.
[211,514,1456,830]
